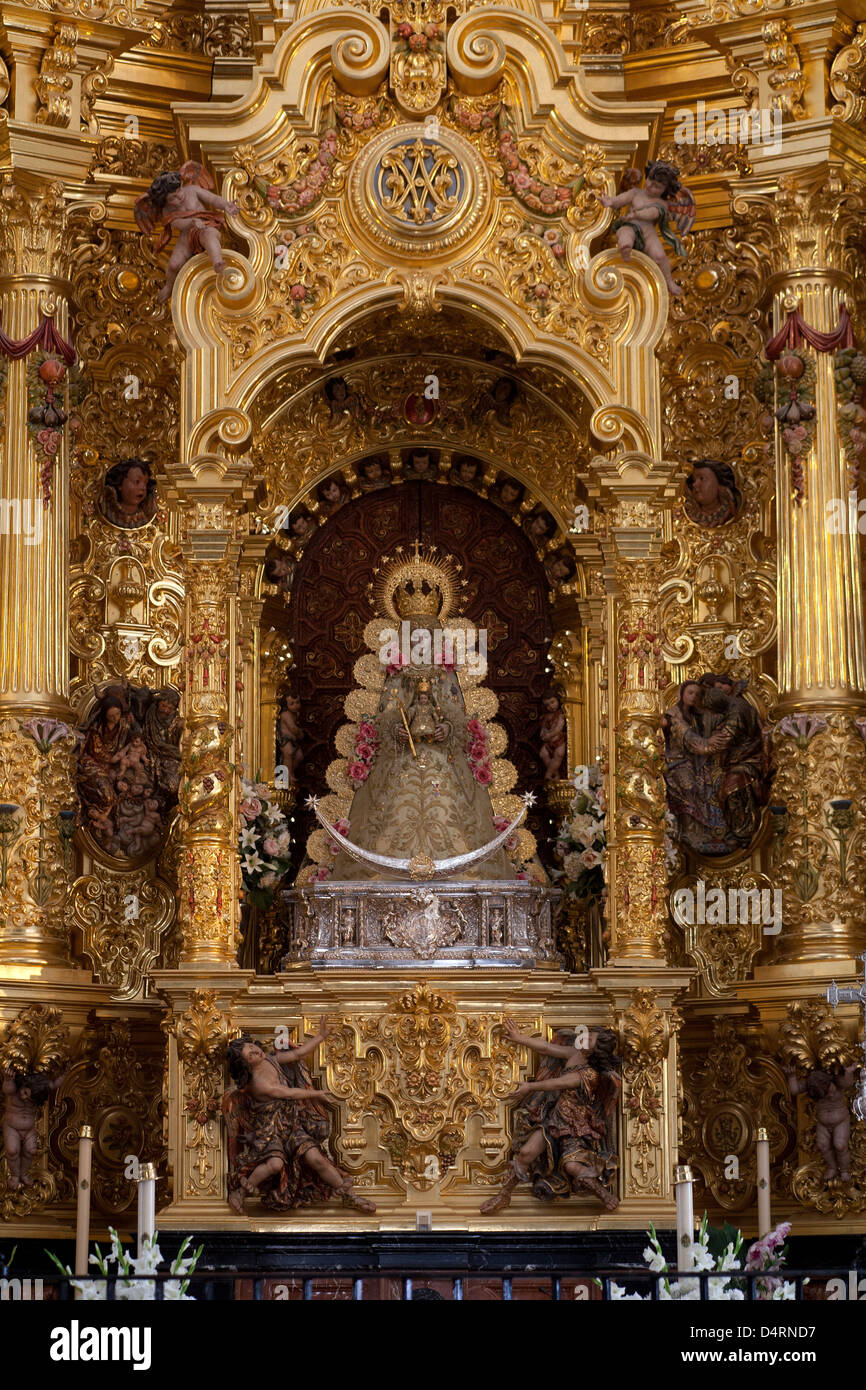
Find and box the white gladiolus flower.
[643,1245,666,1273]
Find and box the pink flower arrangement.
[745,1222,791,1271]
[348,723,379,786]
[326,817,351,855]
[238,778,292,909]
[466,721,493,785]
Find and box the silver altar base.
[278,880,560,969]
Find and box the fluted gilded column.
[0,178,77,971]
[171,481,249,968]
[588,454,678,965]
[736,169,866,963]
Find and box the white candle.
[756,1128,772,1237]
[137,1162,156,1258]
[74,1126,93,1278]
[674,1164,695,1271]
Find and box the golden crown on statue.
[369,542,467,624]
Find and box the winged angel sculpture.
[134,161,238,303]
[599,160,696,298]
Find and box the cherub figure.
[222,1022,376,1214]
[598,161,695,298]
[276,692,304,784]
[120,797,163,857]
[786,1065,858,1182]
[2,1070,64,1190]
[135,162,238,304]
[539,689,567,781]
[480,1020,620,1213]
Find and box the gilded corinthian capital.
[0,175,68,282]
[732,168,866,287]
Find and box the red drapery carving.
[765,304,854,359]
[0,314,76,363]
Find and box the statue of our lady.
[305,545,531,884]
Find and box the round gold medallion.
[348,123,489,259]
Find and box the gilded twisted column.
[0,178,76,971]
[588,455,678,964]
[735,169,866,962]
[173,495,247,967]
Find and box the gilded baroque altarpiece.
[0,0,865,1236]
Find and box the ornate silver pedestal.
[278,880,560,969]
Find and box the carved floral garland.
[255,126,338,217]
[393,21,444,59]
[833,347,866,490]
[449,99,588,217]
[755,348,816,505]
[25,354,85,506]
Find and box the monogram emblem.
[377,140,461,226]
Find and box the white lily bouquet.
[607,1216,797,1301]
[238,776,293,909]
[48,1229,202,1301]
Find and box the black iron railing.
[15,1266,847,1301]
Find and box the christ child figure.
[598,161,694,298]
[113,736,151,795]
[408,687,440,742]
[2,1070,64,1190]
[135,162,239,304]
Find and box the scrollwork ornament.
[174,990,230,1197]
[324,985,519,1191]
[617,988,673,1196]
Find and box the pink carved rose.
[396,20,413,37]
[290,283,308,301]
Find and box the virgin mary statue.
[317,546,520,883]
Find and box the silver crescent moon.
[310,801,528,880]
